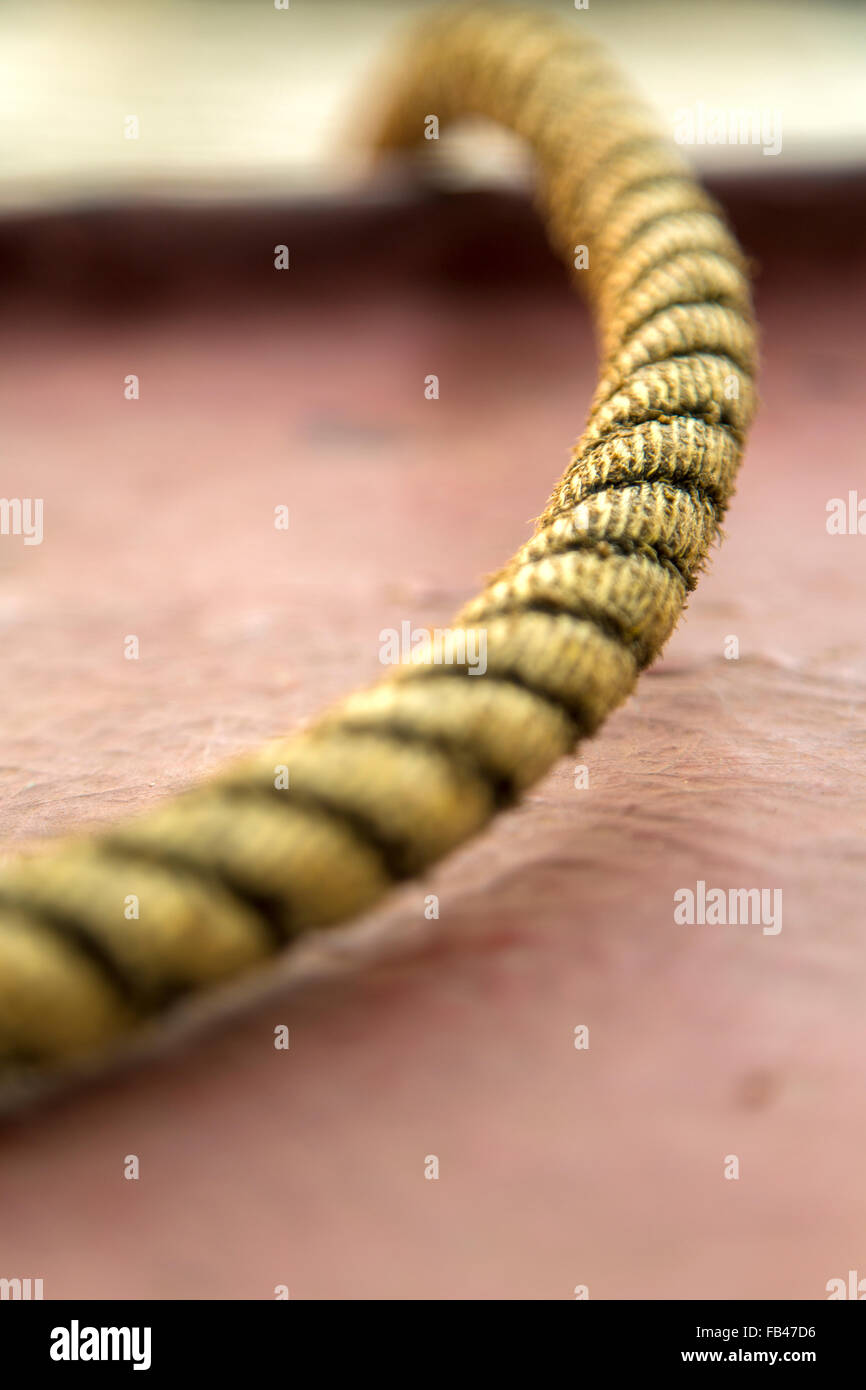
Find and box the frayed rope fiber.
[0,3,756,1077]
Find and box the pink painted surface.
[0,183,863,1298]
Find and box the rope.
[0,3,756,1079]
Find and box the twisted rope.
[0,3,756,1078]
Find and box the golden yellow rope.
[0,3,756,1079]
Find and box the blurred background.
[0,0,864,1300]
[4,0,866,210]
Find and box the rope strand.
[0,3,757,1079]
